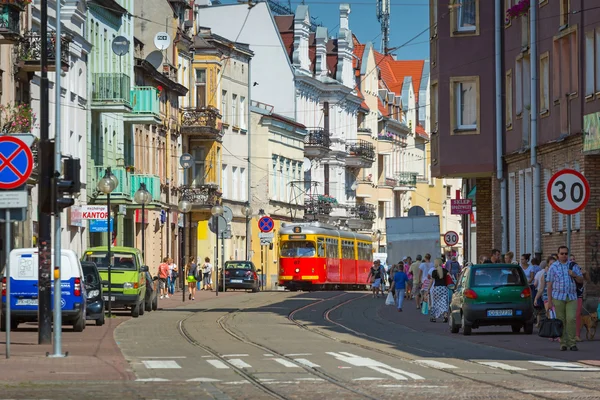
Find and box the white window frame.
[506,69,513,127]
[240,167,247,202]
[240,96,246,130]
[232,94,238,127]
[192,147,205,187]
[452,78,478,131]
[221,164,228,199]
[221,90,228,123]
[195,69,206,108]
[540,53,550,113]
[456,0,477,32]
[232,166,239,201]
[271,156,278,201]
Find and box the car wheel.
[524,322,534,335]
[152,295,158,311]
[145,300,152,312]
[449,312,460,334]
[96,312,105,326]
[131,302,141,318]
[139,300,145,316]
[73,312,86,332]
[511,324,521,333]
[0,315,5,332]
[462,314,472,336]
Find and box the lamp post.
[242,203,253,261]
[97,167,118,318]
[134,183,152,261]
[178,198,192,302]
[211,204,224,296]
[373,230,382,253]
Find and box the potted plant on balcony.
[156,85,163,97]
[125,165,135,173]
[0,102,34,133]
[317,194,338,204]
[506,0,529,22]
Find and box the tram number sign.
[547,169,590,215]
[444,231,459,246]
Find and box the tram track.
[287,292,600,400]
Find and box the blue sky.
[287,0,431,60]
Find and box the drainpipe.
[495,0,508,253]
[247,57,252,259]
[530,1,542,260]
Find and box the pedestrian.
[387,262,400,298]
[504,251,515,264]
[202,257,213,291]
[186,256,198,300]
[410,255,423,307]
[534,258,557,340]
[546,246,584,351]
[157,257,170,299]
[490,249,501,263]
[367,260,384,298]
[404,256,413,299]
[430,258,449,323]
[446,256,461,281]
[419,254,434,305]
[167,257,177,295]
[570,254,589,342]
[393,266,409,312]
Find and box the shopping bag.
[421,301,429,315]
[385,291,395,306]
[538,308,563,338]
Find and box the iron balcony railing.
[130,174,161,201]
[396,171,418,187]
[92,73,131,105]
[303,197,333,216]
[180,184,221,207]
[304,129,331,149]
[16,30,70,67]
[348,203,376,221]
[91,166,131,197]
[181,107,222,136]
[346,139,375,161]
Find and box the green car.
[449,263,535,336]
[82,246,148,318]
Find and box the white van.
[1,248,87,332]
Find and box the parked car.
[449,263,535,335]
[82,261,105,326]
[144,270,158,312]
[2,248,87,332]
[224,261,260,292]
[82,246,148,317]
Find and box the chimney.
[292,5,311,74]
[315,27,328,77]
[336,4,353,88]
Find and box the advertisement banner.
[451,199,473,215]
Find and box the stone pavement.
[0,288,241,382]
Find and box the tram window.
[281,241,316,257]
[317,238,325,257]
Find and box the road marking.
[477,362,526,371]
[187,378,221,382]
[206,360,230,369]
[529,361,600,371]
[273,358,300,368]
[327,352,425,381]
[294,358,320,368]
[229,359,252,368]
[139,356,187,359]
[136,378,170,382]
[295,378,324,381]
[285,353,312,356]
[353,377,384,381]
[141,360,181,369]
[415,360,457,370]
[263,353,274,357]
[201,355,213,358]
[266,381,300,384]
[223,381,250,385]
[259,379,276,382]
[223,354,249,357]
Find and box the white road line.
[295,378,324,381]
[415,360,457,370]
[266,381,300,384]
[187,378,221,382]
[201,356,213,358]
[529,361,600,371]
[285,353,312,356]
[263,353,274,357]
[228,358,252,369]
[136,378,170,382]
[259,379,276,382]
[273,358,300,368]
[353,377,384,381]
[141,360,181,369]
[223,354,249,357]
[368,366,408,380]
[327,352,425,381]
[206,360,230,369]
[294,358,320,368]
[223,381,250,385]
[477,361,526,371]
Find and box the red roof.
[388,60,426,102]
[357,88,369,111]
[378,98,388,117]
[415,124,428,139]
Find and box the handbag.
[385,292,395,306]
[421,301,429,315]
[538,308,563,338]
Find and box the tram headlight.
[295,268,300,273]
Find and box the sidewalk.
[0,288,239,382]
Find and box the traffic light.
[55,157,80,213]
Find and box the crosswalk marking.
[415,360,457,370]
[229,358,252,369]
[353,377,384,381]
[273,358,300,368]
[294,358,320,368]
[206,360,229,369]
[477,361,526,371]
[187,378,221,382]
[529,361,600,371]
[327,352,425,381]
[136,378,170,381]
[142,360,181,369]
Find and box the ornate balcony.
[347,203,376,230]
[304,129,330,158]
[345,139,375,168]
[0,4,21,44]
[394,171,418,191]
[303,197,333,218]
[180,184,221,208]
[15,31,70,72]
[124,87,161,124]
[91,73,132,113]
[181,107,222,141]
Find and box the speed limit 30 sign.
[444,231,459,246]
[547,169,590,215]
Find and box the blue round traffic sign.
[258,216,274,233]
[0,136,33,189]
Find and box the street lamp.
[211,204,224,296]
[242,203,253,261]
[97,167,118,318]
[134,183,152,261]
[373,229,382,253]
[178,198,192,302]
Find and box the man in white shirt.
[167,258,177,295]
[202,257,213,291]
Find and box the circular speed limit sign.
[546,169,590,215]
[444,231,459,246]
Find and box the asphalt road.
[2,290,600,399]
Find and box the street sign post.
[179,153,193,169]
[444,231,459,247]
[258,216,274,233]
[547,169,590,255]
[259,231,274,246]
[0,136,34,359]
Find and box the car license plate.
[103,296,116,301]
[230,279,243,283]
[16,299,38,306]
[487,309,513,317]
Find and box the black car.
[82,261,105,326]
[144,271,158,312]
[224,261,260,292]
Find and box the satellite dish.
[145,50,164,70]
[302,157,312,172]
[154,32,172,50]
[350,182,358,191]
[111,35,130,56]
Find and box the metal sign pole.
[5,209,10,359]
[566,214,572,254]
[261,245,264,291]
[215,216,219,297]
[221,231,225,293]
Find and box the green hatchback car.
[449,263,535,335]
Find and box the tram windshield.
[281,241,316,257]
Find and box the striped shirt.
[547,261,582,301]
